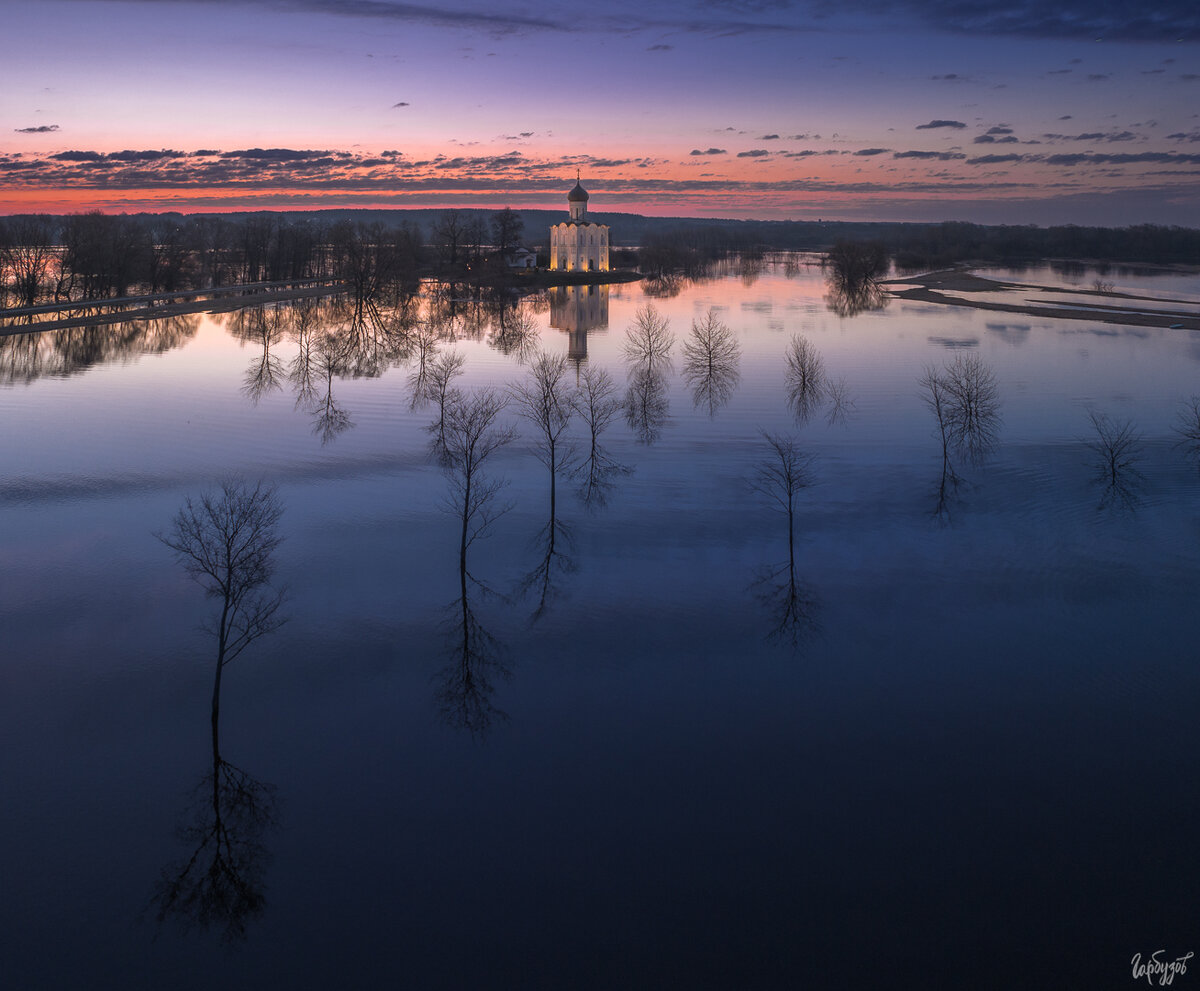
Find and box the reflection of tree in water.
[823,279,888,317]
[739,255,765,287]
[0,314,199,385]
[154,752,279,942]
[153,480,285,941]
[749,434,820,649]
[309,330,355,444]
[404,321,440,408]
[785,333,856,428]
[571,365,631,508]
[624,364,671,445]
[488,303,539,364]
[425,348,466,459]
[233,305,286,405]
[682,309,741,416]
[641,274,687,298]
[436,565,510,736]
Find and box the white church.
[549,176,610,272]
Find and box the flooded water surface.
[3,258,1199,988]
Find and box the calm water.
[3,258,1199,989]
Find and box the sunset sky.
[2,0,1198,223]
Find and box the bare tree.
[154,480,285,942]
[509,351,575,524]
[622,303,675,367]
[1086,409,1143,510]
[432,388,515,734]
[491,207,524,261]
[441,388,516,573]
[571,365,630,507]
[942,352,1001,465]
[1174,395,1200,472]
[825,239,888,290]
[510,352,577,619]
[158,479,287,760]
[920,353,1001,517]
[4,215,56,307]
[432,210,466,268]
[682,308,741,415]
[785,333,827,425]
[749,433,819,648]
[425,348,466,460]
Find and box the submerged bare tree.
[441,388,516,574]
[153,479,286,940]
[621,303,675,368]
[920,353,1001,518]
[510,351,575,525]
[510,352,577,620]
[1086,408,1144,511]
[571,365,631,507]
[749,433,819,648]
[158,480,287,753]
[785,333,827,425]
[682,308,741,415]
[1174,395,1200,472]
[436,387,516,734]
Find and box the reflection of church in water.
[549,284,609,363]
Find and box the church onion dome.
[568,180,589,202]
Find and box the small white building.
[549,178,610,272]
[506,247,537,269]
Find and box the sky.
[2,0,1198,224]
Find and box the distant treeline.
[0,209,538,309]
[0,212,427,308]
[3,208,1198,309]
[881,221,1200,270]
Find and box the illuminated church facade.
[549,178,609,272]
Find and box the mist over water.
[3,256,1199,988]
